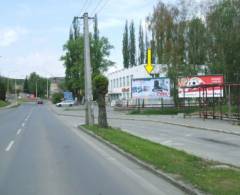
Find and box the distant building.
[49,77,64,96]
[106,64,168,102]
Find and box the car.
[37,99,43,104]
[56,100,75,107]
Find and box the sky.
[0,0,172,79]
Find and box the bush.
[51,92,63,104]
[0,79,6,101]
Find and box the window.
[120,77,122,87]
[127,76,129,86]
[123,77,125,87]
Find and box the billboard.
[178,75,224,98]
[132,78,170,99]
[64,91,73,100]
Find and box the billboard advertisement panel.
[64,91,73,100]
[178,75,224,98]
[132,78,170,99]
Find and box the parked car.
[56,100,75,107]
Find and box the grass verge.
[83,125,240,195]
[129,107,197,115]
[0,100,10,108]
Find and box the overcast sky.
[0,0,177,79]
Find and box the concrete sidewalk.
[50,103,240,136]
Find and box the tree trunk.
[97,94,108,128]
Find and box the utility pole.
[80,13,95,125]
[36,80,38,99]
[47,78,49,99]
[14,79,17,102]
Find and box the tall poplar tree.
[129,20,136,67]
[138,23,145,65]
[122,20,129,68]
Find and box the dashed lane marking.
[5,140,14,152]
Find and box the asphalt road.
[0,103,184,195]
[53,105,240,167]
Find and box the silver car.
[56,100,75,107]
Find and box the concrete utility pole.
[15,79,17,102]
[47,78,49,99]
[36,80,38,99]
[80,13,95,125]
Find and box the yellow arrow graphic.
[145,48,153,74]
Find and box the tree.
[28,72,48,98]
[138,23,145,65]
[91,15,114,77]
[0,77,6,101]
[93,74,108,128]
[129,20,136,67]
[23,77,29,93]
[61,14,114,102]
[122,20,130,68]
[207,0,240,83]
[187,18,207,73]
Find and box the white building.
[106,64,168,102]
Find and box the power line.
[90,0,103,15]
[95,0,110,15]
[84,0,92,13]
[79,0,89,14]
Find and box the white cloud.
[0,52,65,79]
[99,18,122,30]
[0,27,28,47]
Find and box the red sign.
[178,75,224,98]
[122,88,130,92]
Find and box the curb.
[79,125,203,195]
[0,102,20,110]
[54,108,240,136]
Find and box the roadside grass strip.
[83,125,240,195]
[129,107,197,115]
[0,100,10,108]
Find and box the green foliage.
[27,72,49,98]
[0,77,6,101]
[51,92,63,104]
[23,77,29,93]
[61,14,113,101]
[93,74,109,127]
[93,74,108,95]
[207,0,240,83]
[138,23,145,65]
[84,125,240,195]
[122,20,130,68]
[129,20,136,67]
[129,107,197,115]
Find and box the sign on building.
[132,78,170,99]
[178,75,224,98]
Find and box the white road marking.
[22,123,25,127]
[5,140,14,152]
[185,134,192,137]
[17,129,22,135]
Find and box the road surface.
[52,105,240,167]
[0,103,184,195]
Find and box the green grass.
[129,107,197,115]
[83,125,240,195]
[0,100,10,108]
